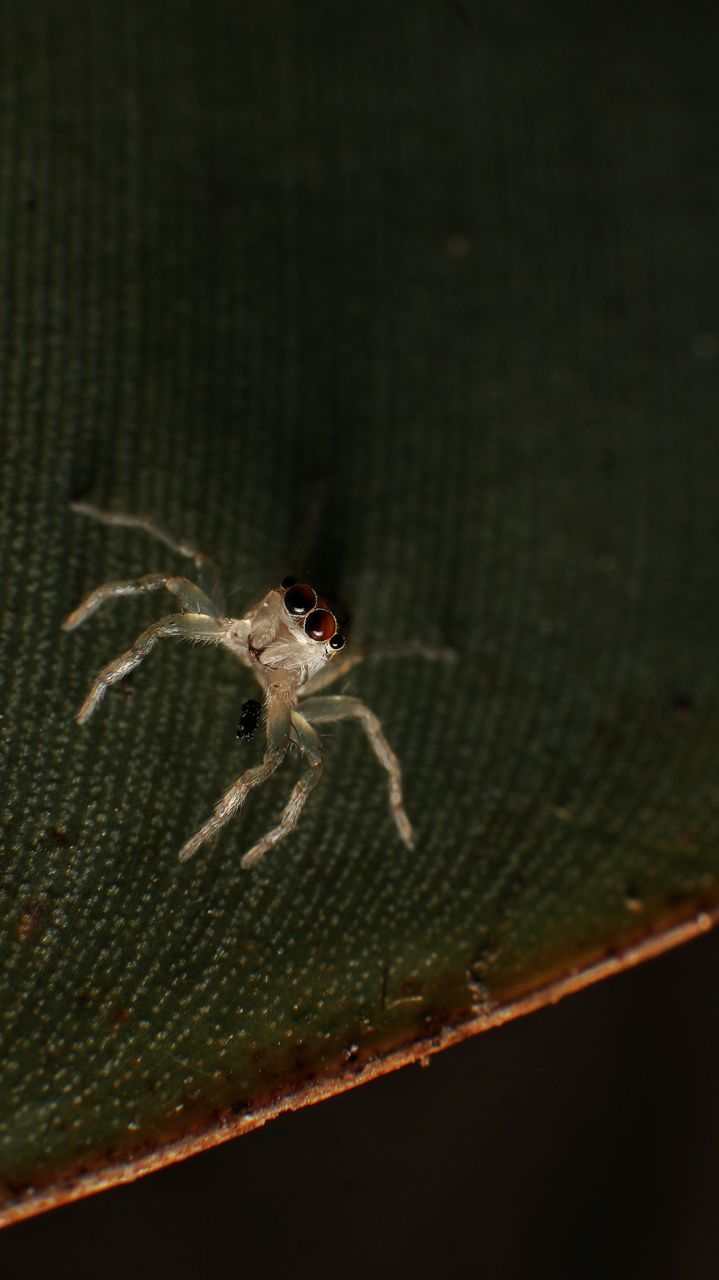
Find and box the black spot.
[237,699,261,741]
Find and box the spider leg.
[71,500,209,566]
[300,647,371,697]
[69,501,224,609]
[302,695,414,848]
[178,694,293,863]
[75,612,221,724]
[240,712,324,868]
[63,573,219,631]
[300,640,455,698]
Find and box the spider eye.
[281,575,298,589]
[329,632,345,650]
[284,583,316,615]
[305,609,336,642]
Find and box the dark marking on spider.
[237,699,261,742]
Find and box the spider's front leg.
[69,500,214,574]
[63,573,217,631]
[67,500,225,611]
[74,612,221,724]
[300,640,455,698]
[178,689,295,864]
[302,694,414,848]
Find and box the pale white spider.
[63,502,448,868]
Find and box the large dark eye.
[284,583,316,615]
[305,609,336,642]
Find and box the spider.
[63,502,449,868]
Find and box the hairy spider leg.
[70,500,207,566]
[240,712,324,868]
[300,646,371,696]
[69,501,224,610]
[178,694,294,863]
[302,695,414,848]
[74,612,222,724]
[63,573,219,631]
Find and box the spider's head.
[279,576,346,677]
[246,578,346,685]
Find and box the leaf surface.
[2,0,718,1225]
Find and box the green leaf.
[2,0,718,1226]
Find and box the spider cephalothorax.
[242,577,345,687]
[63,503,448,868]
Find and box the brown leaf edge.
[1,902,717,1231]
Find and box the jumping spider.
[63,503,449,868]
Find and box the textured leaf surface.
[2,0,719,1224]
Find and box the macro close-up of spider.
[62,502,442,868]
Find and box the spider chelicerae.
[63,502,450,868]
